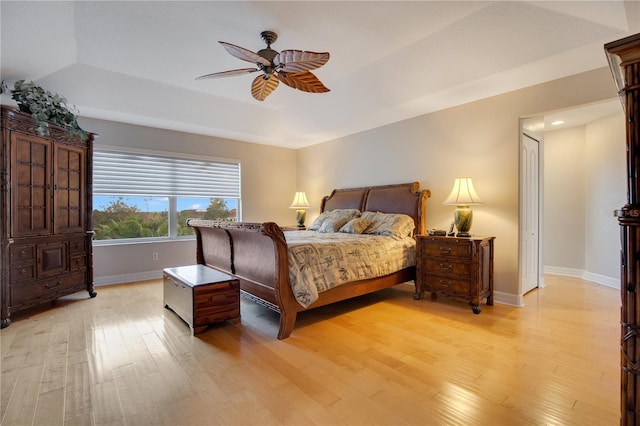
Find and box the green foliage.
[94,197,234,240]
[204,198,231,220]
[9,80,88,141]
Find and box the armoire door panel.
[54,144,85,234]
[10,134,52,237]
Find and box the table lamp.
[289,191,310,228]
[443,177,483,237]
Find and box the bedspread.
[284,231,416,307]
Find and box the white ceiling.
[1,1,637,148]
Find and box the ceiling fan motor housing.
[257,48,279,76]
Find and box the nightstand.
[281,225,306,231]
[414,235,495,313]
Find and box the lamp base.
[454,205,473,237]
[295,209,306,228]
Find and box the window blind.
[93,149,241,198]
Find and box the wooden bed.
[186,182,431,339]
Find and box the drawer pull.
[45,282,61,290]
[439,280,451,288]
[438,246,452,254]
[439,263,452,271]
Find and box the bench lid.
[164,265,235,287]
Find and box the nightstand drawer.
[423,258,470,276]
[420,241,470,258]
[424,276,471,294]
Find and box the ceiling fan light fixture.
[196,30,330,101]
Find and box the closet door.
[10,133,52,237]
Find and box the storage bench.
[163,265,240,335]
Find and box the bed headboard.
[320,182,431,235]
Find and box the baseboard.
[94,270,163,286]
[493,291,524,307]
[544,266,620,289]
[583,271,619,289]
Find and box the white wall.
[297,67,619,305]
[81,118,298,285]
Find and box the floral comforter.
[284,230,416,307]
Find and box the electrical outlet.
[152,252,158,261]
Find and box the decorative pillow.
[319,217,350,233]
[339,218,373,234]
[308,211,330,231]
[308,209,361,231]
[361,211,415,239]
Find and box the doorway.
[519,99,624,302]
[519,125,543,297]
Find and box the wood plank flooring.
[0,275,619,425]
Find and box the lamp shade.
[443,177,483,206]
[289,191,310,209]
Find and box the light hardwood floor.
[1,275,619,425]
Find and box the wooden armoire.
[605,33,640,425]
[1,105,96,328]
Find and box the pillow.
[361,211,415,239]
[308,209,361,231]
[339,218,373,234]
[308,211,330,231]
[318,217,350,233]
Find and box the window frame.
[92,145,241,245]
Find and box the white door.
[521,133,540,294]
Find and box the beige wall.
[585,114,626,281]
[87,67,621,300]
[544,126,587,271]
[544,114,625,285]
[297,67,619,304]
[82,118,297,284]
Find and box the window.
[93,146,241,243]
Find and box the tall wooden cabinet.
[606,33,640,425]
[1,106,96,328]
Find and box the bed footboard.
[186,219,299,339]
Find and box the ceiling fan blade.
[251,75,279,101]
[219,41,271,66]
[196,68,259,80]
[276,71,330,93]
[274,50,330,73]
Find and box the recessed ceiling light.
[551,120,565,126]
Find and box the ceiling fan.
[196,31,330,101]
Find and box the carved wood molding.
[0,106,92,147]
